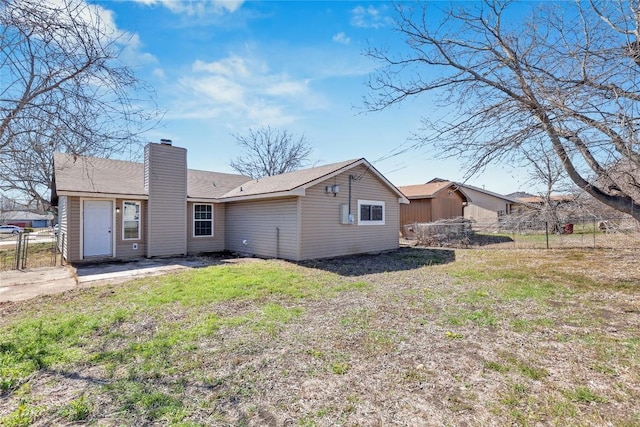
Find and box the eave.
[55,190,149,200]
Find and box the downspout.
[348,174,354,223]
[348,175,353,216]
[275,226,279,259]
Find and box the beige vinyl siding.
[144,150,150,192]
[187,202,226,254]
[225,198,299,260]
[462,187,511,227]
[145,143,188,257]
[300,165,400,260]
[65,196,82,262]
[115,199,147,259]
[58,195,68,261]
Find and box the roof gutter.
[55,191,149,200]
[219,187,307,202]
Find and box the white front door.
[83,200,113,257]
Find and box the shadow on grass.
[297,246,455,277]
[469,234,515,246]
[72,252,236,278]
[71,248,456,280]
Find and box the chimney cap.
[160,139,172,145]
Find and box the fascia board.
[219,187,306,202]
[55,190,149,200]
[308,158,409,203]
[298,159,365,189]
[187,197,222,203]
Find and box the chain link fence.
[403,215,640,250]
[0,229,63,271]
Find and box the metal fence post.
[15,233,22,270]
[60,232,66,266]
[21,233,29,269]
[545,221,549,249]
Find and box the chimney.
[144,142,187,257]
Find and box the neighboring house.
[51,141,409,263]
[507,193,577,231]
[0,210,54,228]
[397,181,470,235]
[399,178,518,230]
[510,194,575,207]
[451,181,518,227]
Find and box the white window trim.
[193,203,214,238]
[357,199,385,225]
[122,200,141,241]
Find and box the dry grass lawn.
[1,246,639,426]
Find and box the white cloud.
[332,32,351,45]
[119,32,158,67]
[23,0,157,66]
[192,57,251,78]
[172,53,319,126]
[130,0,244,15]
[152,68,166,79]
[187,75,245,105]
[263,80,308,97]
[351,5,393,29]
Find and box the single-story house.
[507,193,578,231]
[399,178,518,230]
[509,193,575,208]
[453,182,518,228]
[51,141,409,262]
[397,181,470,235]
[0,210,54,228]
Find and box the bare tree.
[229,126,313,179]
[0,0,158,210]
[515,140,573,232]
[365,1,640,221]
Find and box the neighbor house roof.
[397,181,469,201]
[219,158,410,203]
[426,178,517,203]
[53,152,250,201]
[1,211,54,221]
[515,195,574,204]
[456,183,518,203]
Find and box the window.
[123,201,141,240]
[358,200,385,225]
[193,204,213,237]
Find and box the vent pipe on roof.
[160,139,172,145]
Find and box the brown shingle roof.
[53,152,250,199]
[516,195,574,204]
[219,159,363,199]
[53,153,408,203]
[187,169,252,199]
[53,153,146,196]
[398,181,456,199]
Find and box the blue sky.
[91,0,529,194]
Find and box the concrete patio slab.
[0,256,232,302]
